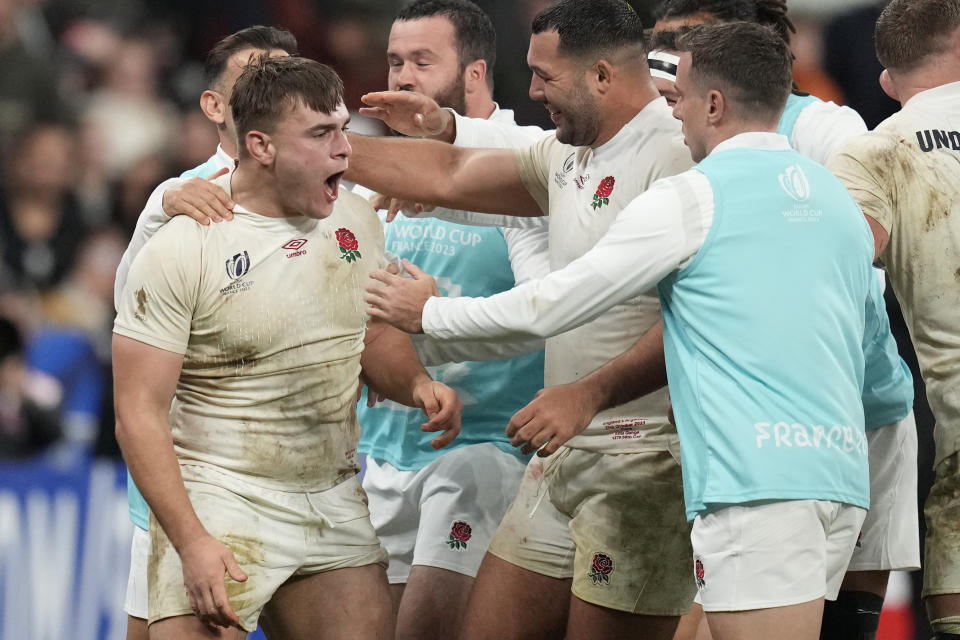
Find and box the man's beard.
[555,82,600,147]
[432,70,467,117]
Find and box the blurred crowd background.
[0,0,933,638]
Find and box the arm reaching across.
[367,174,704,342]
[358,90,456,142]
[114,169,235,310]
[365,259,439,333]
[506,321,667,457]
[345,134,542,217]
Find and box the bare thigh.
[259,564,393,640]
[126,616,149,640]
[461,553,571,640]
[672,603,712,640]
[706,598,824,640]
[567,594,680,640]
[149,615,247,640]
[394,565,474,640]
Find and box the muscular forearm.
[361,320,433,407]
[575,320,668,414]
[115,410,207,551]
[113,334,207,552]
[346,134,540,216]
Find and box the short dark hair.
[875,0,960,72]
[654,0,795,45]
[230,56,345,157]
[532,0,647,60]
[677,22,792,121]
[203,26,299,89]
[649,26,694,52]
[396,0,496,87]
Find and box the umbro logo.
[283,238,308,258]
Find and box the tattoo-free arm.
[113,334,247,629]
[361,318,462,449]
[345,134,542,216]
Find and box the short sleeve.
[828,134,896,236]
[113,217,203,354]
[513,136,557,215]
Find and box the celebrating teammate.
[113,56,461,640]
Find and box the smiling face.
[268,101,351,219]
[670,53,710,162]
[387,16,467,114]
[526,30,601,146]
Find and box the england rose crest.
[694,557,705,589]
[588,552,614,584]
[447,520,472,550]
[591,176,615,209]
[335,228,362,262]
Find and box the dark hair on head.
[396,0,496,88]
[677,22,792,121]
[203,26,299,89]
[654,0,794,44]
[532,0,647,60]
[875,0,960,72]
[230,56,344,157]
[655,0,754,22]
[649,25,696,51]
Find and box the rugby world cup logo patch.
[778,165,811,202]
[225,250,251,279]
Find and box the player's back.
[832,82,960,461]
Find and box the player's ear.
[464,59,487,94]
[200,89,228,125]
[245,130,274,165]
[593,59,614,94]
[706,88,725,124]
[878,69,899,102]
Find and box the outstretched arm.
[346,134,541,216]
[365,175,702,339]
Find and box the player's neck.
[464,92,496,120]
[591,80,661,148]
[895,65,960,105]
[218,135,238,159]
[229,163,285,218]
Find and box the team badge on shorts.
[447,520,472,550]
[335,228,362,263]
[591,176,615,210]
[694,557,706,589]
[588,552,614,584]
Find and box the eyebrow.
[387,48,438,59]
[307,116,351,135]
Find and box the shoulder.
[831,129,904,169]
[336,189,379,224]
[145,214,206,249]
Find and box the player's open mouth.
[546,107,561,124]
[324,172,343,200]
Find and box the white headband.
[648,50,679,81]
